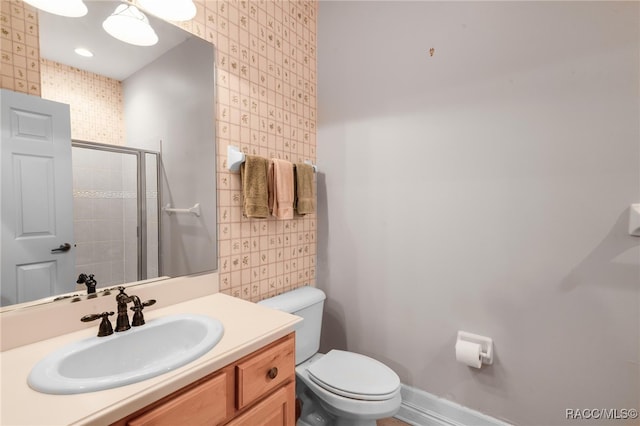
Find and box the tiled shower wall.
[71,147,139,289]
[1,0,318,302]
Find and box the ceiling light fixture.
[138,0,197,22]
[74,47,93,58]
[22,0,88,18]
[102,4,158,47]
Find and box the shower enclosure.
[71,141,160,288]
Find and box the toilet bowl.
[296,352,401,426]
[258,287,402,426]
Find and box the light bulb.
[74,47,93,57]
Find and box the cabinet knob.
[267,367,278,380]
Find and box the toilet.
[258,287,401,426]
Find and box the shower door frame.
[72,140,161,281]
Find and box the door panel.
[10,108,53,141]
[13,155,55,237]
[16,262,56,303]
[1,89,75,306]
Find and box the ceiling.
[38,1,192,81]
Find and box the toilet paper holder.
[457,331,493,365]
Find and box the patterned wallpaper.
[40,59,125,146]
[0,0,318,302]
[0,0,40,95]
[203,0,318,301]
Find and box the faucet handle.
[130,299,156,326]
[129,296,156,311]
[129,299,156,311]
[81,311,114,337]
[142,299,156,308]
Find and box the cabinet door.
[236,334,295,409]
[127,371,229,426]
[227,382,295,426]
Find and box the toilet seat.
[306,350,400,401]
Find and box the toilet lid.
[306,350,400,401]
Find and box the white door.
[1,89,75,306]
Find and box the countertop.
[0,293,301,426]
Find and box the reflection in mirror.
[71,141,161,286]
[0,1,216,309]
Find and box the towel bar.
[163,203,201,217]
[227,145,317,173]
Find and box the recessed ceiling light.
[102,4,158,47]
[138,0,196,22]
[22,0,88,18]
[74,48,93,58]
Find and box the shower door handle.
[51,243,71,253]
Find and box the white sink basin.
[28,313,224,394]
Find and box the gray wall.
[123,37,216,278]
[317,2,639,425]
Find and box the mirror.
[0,1,217,309]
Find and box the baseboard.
[395,384,512,426]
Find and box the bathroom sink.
[27,314,224,394]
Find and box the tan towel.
[240,155,270,218]
[268,159,294,219]
[294,163,315,215]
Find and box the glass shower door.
[71,142,160,289]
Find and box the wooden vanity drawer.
[227,381,295,426]
[236,334,295,409]
[126,369,232,426]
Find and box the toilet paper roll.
[455,340,483,368]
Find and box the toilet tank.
[258,287,326,364]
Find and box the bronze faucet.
[82,287,157,336]
[115,287,156,331]
[115,287,133,332]
[76,273,97,295]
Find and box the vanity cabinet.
[126,370,233,426]
[227,382,295,426]
[111,333,295,426]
